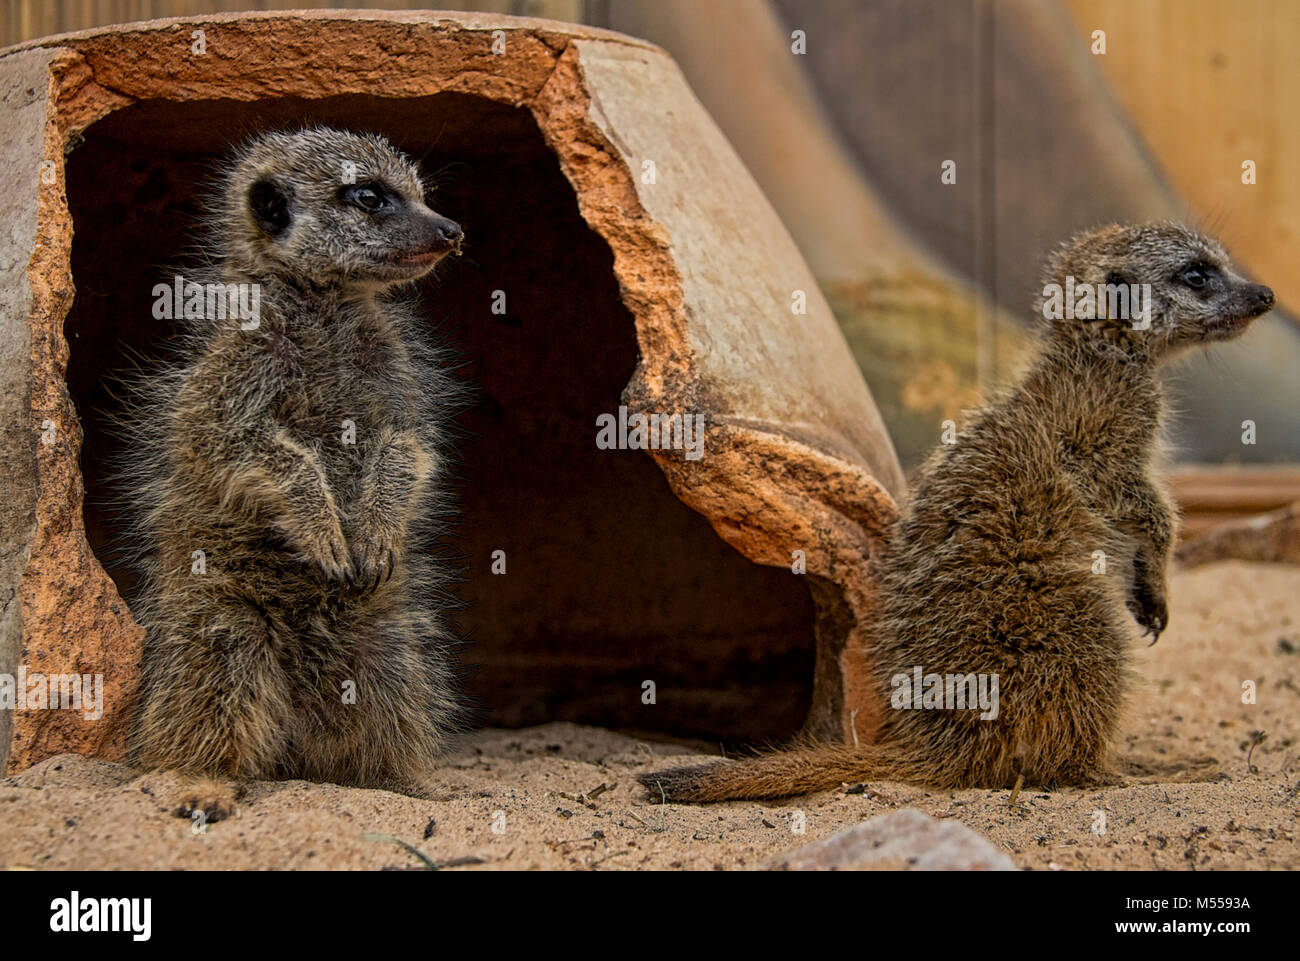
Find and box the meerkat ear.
[249,178,292,236]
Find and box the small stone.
[766,809,1017,871]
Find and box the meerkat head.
[1039,222,1273,361]
[218,126,463,288]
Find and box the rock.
[767,809,1018,871]
[0,10,902,771]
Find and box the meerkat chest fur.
[1024,340,1165,498]
[259,289,428,497]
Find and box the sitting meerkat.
[122,127,466,817]
[640,222,1274,802]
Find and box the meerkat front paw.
[349,525,402,591]
[172,777,244,827]
[287,517,354,582]
[1127,580,1168,644]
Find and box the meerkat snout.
[1228,281,1275,311]
[1201,280,1273,339]
[396,210,464,265]
[1177,266,1274,343]
[430,215,464,250]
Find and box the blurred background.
[7,0,1298,532]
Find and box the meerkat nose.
[433,217,463,248]
[1251,285,1274,309]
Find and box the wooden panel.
[1169,465,1300,537]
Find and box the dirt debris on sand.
[1,561,1296,870]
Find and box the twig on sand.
[1244,731,1267,774]
[650,781,668,831]
[1008,774,1025,808]
[622,782,668,833]
[363,833,439,870]
[557,781,617,810]
[590,850,629,870]
[363,833,487,871]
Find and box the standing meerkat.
[121,127,465,815]
[641,223,1274,802]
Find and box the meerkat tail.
[637,743,922,803]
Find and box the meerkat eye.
[1105,271,1126,287]
[1180,265,1209,289]
[340,184,390,213]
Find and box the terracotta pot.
[0,11,902,772]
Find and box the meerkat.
[119,127,466,816]
[640,222,1274,802]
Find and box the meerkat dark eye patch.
[339,183,394,213]
[1105,271,1126,287]
[249,179,292,236]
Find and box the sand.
[2,560,1296,871]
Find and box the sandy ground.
[2,560,1297,871]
